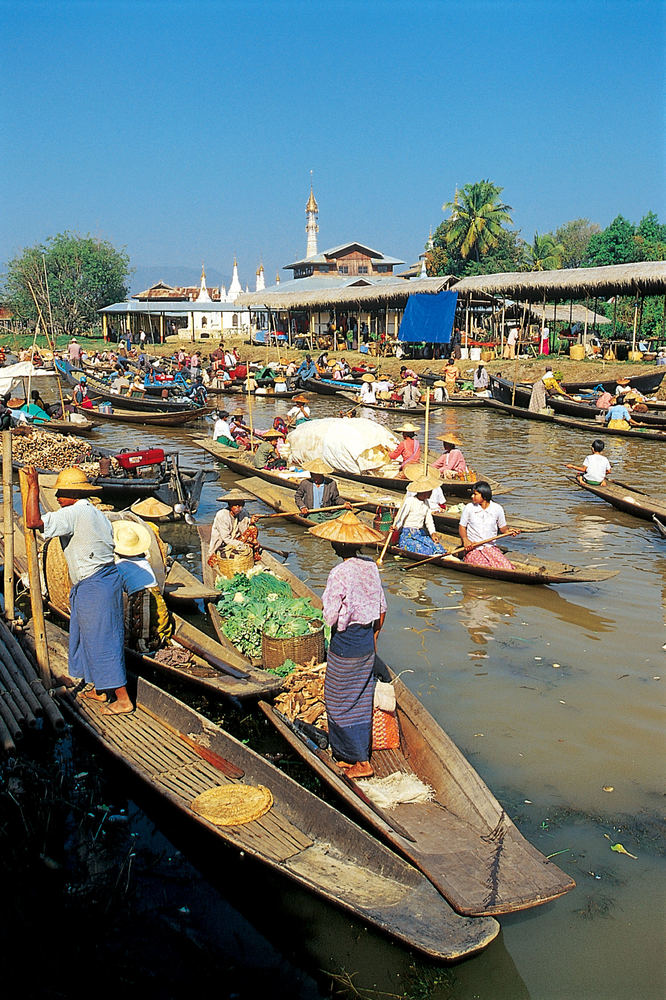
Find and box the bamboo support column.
[423,389,431,476]
[17,470,50,686]
[632,299,639,352]
[2,432,15,621]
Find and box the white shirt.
[583,454,611,482]
[393,494,436,535]
[407,485,446,511]
[287,404,310,419]
[213,417,233,440]
[360,382,376,403]
[459,501,506,547]
[209,508,250,556]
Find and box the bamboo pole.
[17,469,50,686]
[2,431,15,621]
[632,298,639,352]
[28,280,67,419]
[423,384,431,476]
[0,618,65,728]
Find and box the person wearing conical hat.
[400,376,421,409]
[309,512,387,780]
[113,519,174,653]
[388,422,421,473]
[432,379,449,404]
[23,465,133,715]
[392,474,448,556]
[294,458,351,520]
[432,432,467,478]
[287,394,311,426]
[208,489,260,565]
[252,427,287,470]
[359,373,377,405]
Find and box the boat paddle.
[260,543,291,560]
[400,530,520,572]
[255,501,368,520]
[268,705,416,843]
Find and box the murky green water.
[42,387,666,998]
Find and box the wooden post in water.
[423,385,431,476]
[2,431,15,622]
[17,469,50,686]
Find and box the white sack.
[0,361,54,397]
[288,418,399,474]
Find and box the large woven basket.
[261,624,325,671]
[43,537,72,616]
[211,545,254,579]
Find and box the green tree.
[584,215,639,266]
[634,212,666,260]
[441,180,513,263]
[526,231,565,270]
[554,218,600,268]
[3,232,131,337]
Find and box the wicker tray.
[262,624,325,671]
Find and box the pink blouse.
[322,558,387,632]
[433,448,467,474]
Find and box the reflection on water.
[41,383,666,999]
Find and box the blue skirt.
[70,564,126,690]
[325,624,375,763]
[398,526,447,556]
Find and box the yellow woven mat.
[189,784,273,826]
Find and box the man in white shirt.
[566,439,611,486]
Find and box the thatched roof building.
[453,261,666,301]
[237,276,455,310]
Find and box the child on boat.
[566,439,611,486]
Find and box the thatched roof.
[237,276,456,310]
[453,261,666,301]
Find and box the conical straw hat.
[435,431,462,446]
[112,519,154,557]
[308,510,384,544]
[304,458,333,475]
[361,373,375,382]
[395,421,420,434]
[408,475,441,493]
[216,489,253,504]
[130,496,173,519]
[404,463,430,482]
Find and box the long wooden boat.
[8,405,99,436]
[485,398,666,442]
[490,374,666,427]
[572,479,666,522]
[194,438,514,511]
[235,478,611,586]
[336,390,484,413]
[55,360,206,414]
[260,665,576,916]
[218,386,301,399]
[561,371,664,395]
[71,403,206,426]
[302,375,363,395]
[48,671,498,959]
[198,524,323,666]
[239,474,556,537]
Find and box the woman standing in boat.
[309,512,387,779]
[388,421,421,473]
[458,482,519,569]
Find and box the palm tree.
[527,232,565,271]
[441,181,513,262]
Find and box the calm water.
[44,386,666,999]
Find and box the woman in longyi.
[309,512,386,779]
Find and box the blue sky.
[2,0,664,292]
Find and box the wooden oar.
[260,543,291,560]
[171,629,249,680]
[256,501,367,520]
[400,531,517,572]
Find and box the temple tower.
[305,174,319,259]
[256,263,265,292]
[228,256,242,300]
[196,263,212,302]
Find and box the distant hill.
[129,265,230,296]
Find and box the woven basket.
[43,537,72,616]
[261,624,324,671]
[210,545,254,579]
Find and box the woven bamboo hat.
[216,489,253,504]
[396,421,420,434]
[361,373,375,382]
[190,783,273,826]
[436,431,462,446]
[308,510,384,544]
[112,519,154,557]
[130,497,173,519]
[433,380,446,387]
[53,467,102,494]
[262,428,284,439]
[408,474,441,493]
[292,394,310,403]
[404,463,431,482]
[304,458,333,475]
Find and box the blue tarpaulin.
[398,291,458,343]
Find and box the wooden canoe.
[573,479,666,522]
[653,515,666,538]
[239,475,557,536]
[48,671,498,959]
[490,374,666,427]
[235,478,611,586]
[337,390,484,412]
[485,399,666,442]
[9,410,99,435]
[71,403,207,426]
[198,523,323,666]
[259,666,575,916]
[55,361,206,413]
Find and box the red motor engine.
[115,448,166,471]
